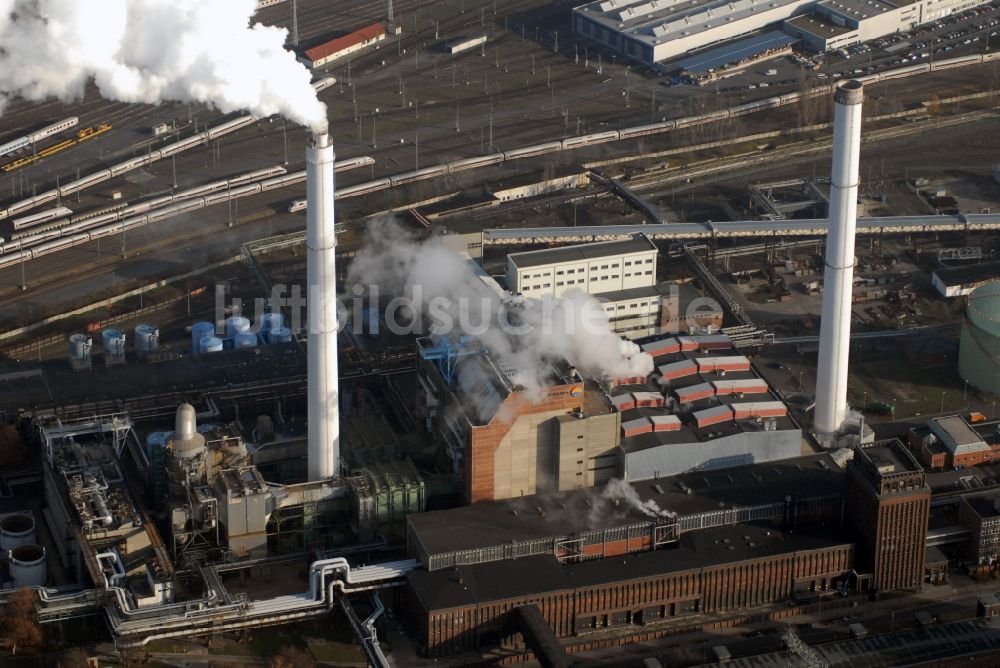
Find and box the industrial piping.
[306,133,340,480]
[814,80,864,441]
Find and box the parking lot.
[698,0,1000,93]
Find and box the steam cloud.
[0,0,327,132]
[347,220,653,395]
[599,479,676,520]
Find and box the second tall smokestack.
[814,80,864,441]
[306,133,340,480]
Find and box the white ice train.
[286,52,1000,214]
[0,78,335,222]
[0,117,79,159]
[11,206,73,231]
[0,158,371,266]
[6,53,998,266]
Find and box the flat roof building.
[302,23,386,68]
[407,452,844,571]
[617,333,801,481]
[507,233,657,299]
[506,233,692,340]
[407,521,854,658]
[572,0,987,66]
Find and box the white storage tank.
[9,544,46,588]
[134,324,159,352]
[191,322,215,352]
[0,514,35,551]
[233,331,258,349]
[260,312,284,336]
[68,334,92,369]
[225,316,251,339]
[269,326,293,343]
[200,336,224,353]
[960,281,1000,395]
[102,329,126,357]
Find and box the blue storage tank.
[192,322,215,352]
[225,316,251,339]
[200,336,224,353]
[233,331,258,349]
[269,327,293,343]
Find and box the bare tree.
[270,646,316,668]
[2,588,43,655]
[0,423,27,468]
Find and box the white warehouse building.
[506,234,672,339]
[506,234,658,300]
[572,0,989,65]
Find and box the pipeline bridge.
[8,555,416,663]
[482,213,1000,245]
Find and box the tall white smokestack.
[307,133,339,480]
[814,80,864,441]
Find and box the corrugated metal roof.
[658,359,696,374]
[693,405,733,421]
[305,23,385,62]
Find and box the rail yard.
[3,0,1000,666]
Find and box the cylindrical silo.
[260,312,284,336]
[134,324,159,352]
[225,316,251,339]
[191,322,215,352]
[200,336,224,353]
[269,327,293,343]
[9,544,47,588]
[68,334,92,368]
[233,331,258,349]
[102,329,126,357]
[0,514,36,551]
[960,281,1000,395]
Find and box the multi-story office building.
[844,440,931,592]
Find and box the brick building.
[844,441,931,592]
[407,522,854,658]
[958,494,1000,569]
[908,415,1000,470]
[416,340,620,504]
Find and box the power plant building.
[408,522,854,658]
[619,334,801,480]
[416,340,620,504]
[844,440,930,592]
[506,233,717,339]
[405,451,851,657]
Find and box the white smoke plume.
[346,220,653,396]
[594,478,676,523]
[0,0,327,132]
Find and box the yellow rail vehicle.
[1,123,112,173]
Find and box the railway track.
[623,107,1000,192]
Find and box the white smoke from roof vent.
[0,0,327,132]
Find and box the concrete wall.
[467,384,585,503]
[620,428,801,481]
[555,412,621,490]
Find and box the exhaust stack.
[306,132,340,480]
[814,80,864,441]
